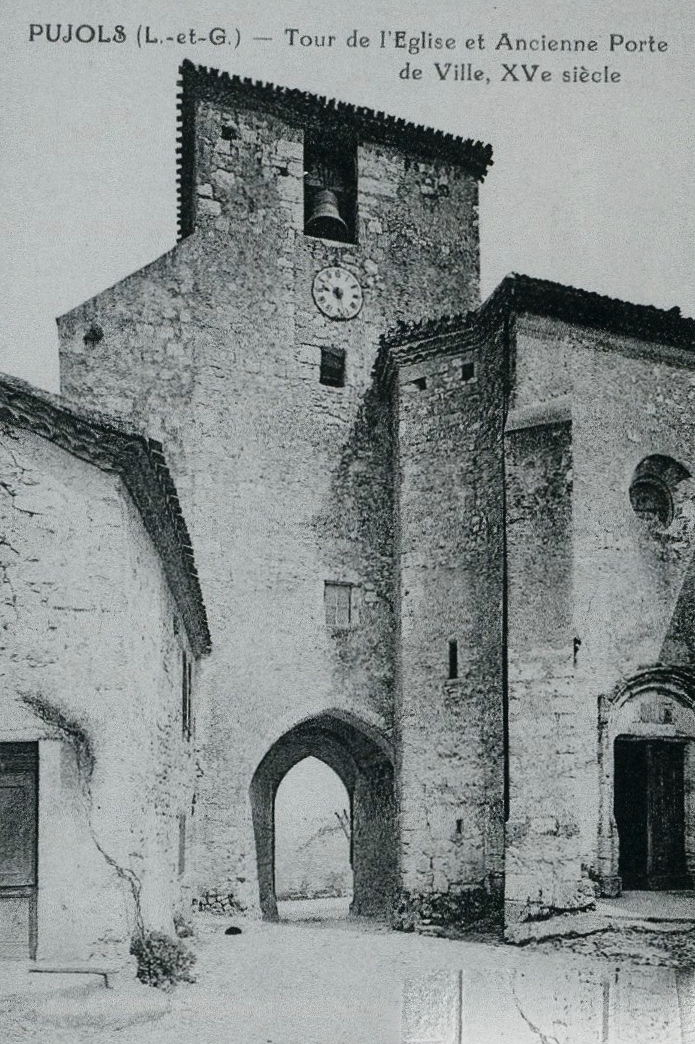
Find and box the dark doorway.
[0,743,38,958]
[614,737,690,890]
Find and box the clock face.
[312,266,363,321]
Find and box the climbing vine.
[20,691,144,937]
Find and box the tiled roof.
[506,274,695,349]
[379,274,695,365]
[0,373,211,657]
[176,60,493,238]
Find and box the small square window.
[461,362,475,382]
[83,323,104,346]
[320,347,346,387]
[325,582,352,628]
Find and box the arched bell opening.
[303,126,358,244]
[250,712,396,921]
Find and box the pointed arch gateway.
[250,712,397,920]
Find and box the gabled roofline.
[377,273,695,378]
[176,60,494,240]
[505,274,695,351]
[0,373,211,657]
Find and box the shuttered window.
[325,582,352,629]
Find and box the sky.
[1,0,693,391]
[275,757,351,896]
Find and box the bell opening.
[305,189,350,242]
[303,131,357,244]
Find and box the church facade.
[51,60,695,938]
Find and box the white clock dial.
[312,266,363,321]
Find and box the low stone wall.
[193,890,244,916]
[395,875,504,934]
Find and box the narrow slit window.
[178,813,186,876]
[182,652,192,741]
[448,640,458,680]
[320,347,346,387]
[325,582,352,628]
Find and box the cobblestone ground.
[0,913,692,1044]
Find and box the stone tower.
[384,276,695,935]
[57,61,493,918]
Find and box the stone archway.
[250,711,397,921]
[598,667,695,895]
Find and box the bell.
[306,189,348,240]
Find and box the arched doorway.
[598,668,695,895]
[250,712,396,921]
[274,757,353,918]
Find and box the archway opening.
[598,670,695,898]
[250,712,396,922]
[274,756,353,920]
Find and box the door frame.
[0,742,39,959]
[597,667,695,897]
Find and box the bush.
[130,930,197,989]
[394,885,503,933]
[173,911,194,938]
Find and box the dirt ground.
[0,911,691,1044]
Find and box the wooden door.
[614,737,690,891]
[0,744,38,958]
[647,740,688,889]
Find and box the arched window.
[629,454,690,530]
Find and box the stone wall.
[388,319,506,924]
[0,425,196,962]
[505,313,695,927]
[505,413,581,922]
[57,80,483,913]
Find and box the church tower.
[57,61,493,918]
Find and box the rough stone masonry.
[55,60,695,937]
[0,373,210,963]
